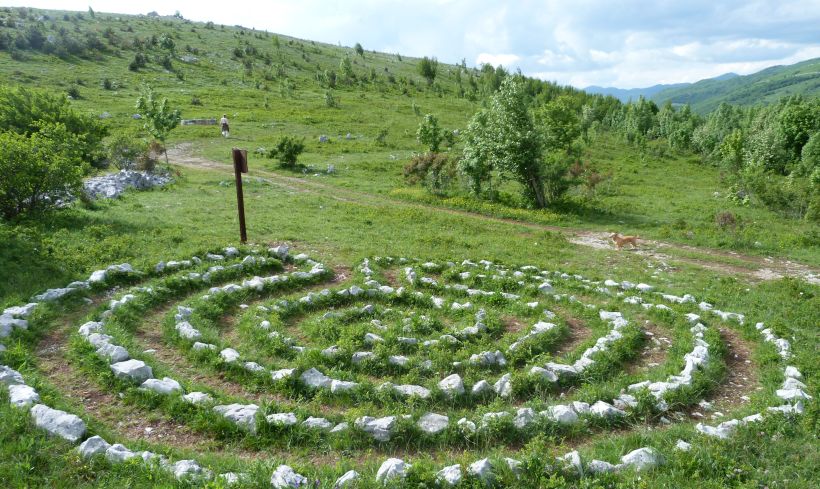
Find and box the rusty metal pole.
[232,148,249,243]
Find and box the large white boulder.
[270,465,308,488]
[110,359,153,383]
[30,404,86,442]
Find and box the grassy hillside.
[653,57,820,112]
[0,7,818,489]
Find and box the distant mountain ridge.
[582,83,689,102]
[583,57,820,113]
[651,58,820,112]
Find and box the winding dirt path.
[167,144,819,285]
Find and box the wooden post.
[232,148,249,243]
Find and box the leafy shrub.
[66,85,81,99]
[0,123,86,219]
[0,85,107,167]
[106,130,153,171]
[416,114,443,152]
[266,136,305,168]
[403,152,456,195]
[128,52,147,71]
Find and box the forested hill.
[652,57,820,113]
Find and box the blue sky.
[6,0,820,88]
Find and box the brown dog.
[610,233,639,250]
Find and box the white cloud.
[475,53,521,68]
[9,0,820,88]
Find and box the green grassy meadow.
[0,7,818,489]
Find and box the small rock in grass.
[436,464,462,486]
[620,447,662,471]
[77,435,110,458]
[9,384,40,407]
[468,458,493,480]
[270,464,308,488]
[182,392,212,404]
[417,413,449,435]
[334,470,359,488]
[30,404,86,443]
[376,458,409,483]
[110,359,153,384]
[140,377,182,395]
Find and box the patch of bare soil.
[501,315,527,334]
[35,320,229,452]
[553,317,593,358]
[707,327,760,411]
[626,321,671,375]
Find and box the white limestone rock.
[77,435,110,458]
[513,407,536,429]
[8,383,39,407]
[439,373,465,396]
[219,348,240,363]
[376,458,409,483]
[267,412,298,426]
[436,464,463,486]
[140,377,182,395]
[675,439,692,451]
[271,368,296,381]
[214,403,259,433]
[330,379,359,393]
[418,412,449,435]
[270,465,308,488]
[30,404,86,442]
[302,416,333,430]
[182,391,212,404]
[588,460,619,474]
[105,443,137,463]
[590,400,626,417]
[471,379,492,395]
[0,365,24,386]
[494,373,513,398]
[393,384,431,398]
[175,322,202,341]
[356,415,396,442]
[96,343,130,363]
[110,359,153,383]
[559,450,583,475]
[468,458,493,480]
[334,470,360,488]
[545,404,579,424]
[620,447,661,471]
[300,368,332,389]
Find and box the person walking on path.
[220,114,230,138]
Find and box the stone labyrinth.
[0,245,812,487]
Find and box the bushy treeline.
[603,96,820,220]
[407,70,818,220]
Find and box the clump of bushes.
[266,136,305,169]
[105,130,156,171]
[403,152,456,195]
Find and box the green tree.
[135,86,181,164]
[0,123,86,219]
[460,110,494,195]
[719,128,745,172]
[0,86,107,167]
[354,42,364,57]
[339,56,354,81]
[106,129,150,171]
[418,56,438,85]
[463,77,547,208]
[417,114,443,152]
[798,132,820,176]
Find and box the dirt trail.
[167,144,819,285]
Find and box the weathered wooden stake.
[232,148,249,243]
